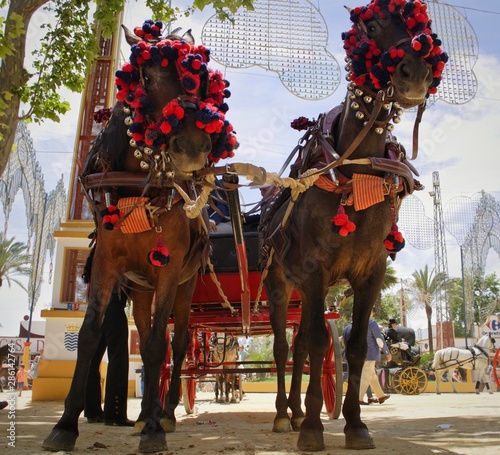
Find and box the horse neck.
[334,91,390,163]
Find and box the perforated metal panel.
[427,0,478,105]
[201,0,341,100]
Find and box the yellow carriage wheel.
[394,367,428,395]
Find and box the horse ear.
[182,29,195,44]
[344,6,353,13]
[122,25,141,46]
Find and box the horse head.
[477,334,496,352]
[343,0,448,109]
[115,20,237,176]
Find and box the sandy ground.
[2,389,499,455]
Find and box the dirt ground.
[2,389,499,455]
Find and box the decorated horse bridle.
[114,20,237,170]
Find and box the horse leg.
[138,283,178,453]
[130,290,154,435]
[214,374,220,402]
[451,369,458,393]
[296,288,328,452]
[288,312,308,431]
[162,276,195,432]
[434,367,443,395]
[230,371,238,403]
[43,279,114,451]
[343,281,382,450]
[267,271,293,433]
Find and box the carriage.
[379,326,427,395]
[160,178,344,419]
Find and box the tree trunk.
[0,0,48,177]
[425,304,434,354]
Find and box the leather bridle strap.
[411,102,426,160]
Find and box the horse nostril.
[399,62,411,78]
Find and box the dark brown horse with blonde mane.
[260,0,447,451]
[43,20,237,453]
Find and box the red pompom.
[100,206,122,230]
[331,205,356,237]
[147,236,170,267]
[384,224,405,253]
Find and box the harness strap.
[411,102,426,160]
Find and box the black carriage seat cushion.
[209,231,260,273]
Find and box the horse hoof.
[42,428,77,452]
[161,417,176,433]
[291,416,305,432]
[132,421,145,436]
[344,426,375,450]
[139,432,167,453]
[272,416,292,433]
[297,428,325,452]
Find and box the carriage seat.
[209,232,260,273]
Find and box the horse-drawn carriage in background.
[160,177,344,419]
[379,326,428,395]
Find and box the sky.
[1,0,500,336]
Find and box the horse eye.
[367,22,379,37]
[143,74,151,85]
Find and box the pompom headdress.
[114,20,237,163]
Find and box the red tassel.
[384,223,405,253]
[331,205,356,237]
[100,206,122,230]
[147,235,170,267]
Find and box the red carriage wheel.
[182,360,197,414]
[494,348,500,388]
[159,328,172,407]
[322,318,343,420]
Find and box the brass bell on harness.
[124,116,134,126]
[134,150,142,159]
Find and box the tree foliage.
[0,232,31,291]
[407,265,448,354]
[447,273,500,337]
[0,0,255,176]
[327,260,400,331]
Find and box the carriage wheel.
[322,319,343,420]
[391,369,403,394]
[394,367,428,395]
[493,348,500,388]
[182,376,197,414]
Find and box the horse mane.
[83,103,131,175]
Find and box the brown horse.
[260,0,447,451]
[43,20,237,453]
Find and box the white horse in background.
[432,335,496,394]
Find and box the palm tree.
[0,233,31,291]
[408,265,448,354]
